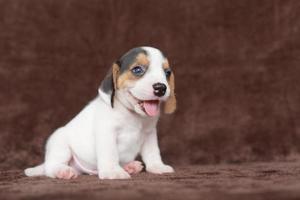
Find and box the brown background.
[0,0,300,170]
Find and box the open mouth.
[138,99,160,117]
[128,92,160,117]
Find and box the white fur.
[24,47,174,179]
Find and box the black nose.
[153,83,167,97]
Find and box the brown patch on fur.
[112,63,120,90]
[117,53,150,89]
[110,63,120,106]
[164,60,176,114]
[135,53,150,67]
[117,71,138,89]
[163,59,170,69]
[164,72,176,113]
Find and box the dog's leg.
[95,123,130,179]
[140,129,174,174]
[44,128,78,179]
[123,161,144,174]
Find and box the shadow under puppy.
[25,46,176,179]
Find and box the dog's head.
[99,46,176,117]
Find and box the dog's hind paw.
[123,161,144,174]
[55,166,78,179]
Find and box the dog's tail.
[24,163,45,177]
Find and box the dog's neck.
[114,95,137,116]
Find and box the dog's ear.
[98,62,120,108]
[164,72,176,114]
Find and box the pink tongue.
[143,100,159,116]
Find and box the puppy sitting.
[24,46,176,179]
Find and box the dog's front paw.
[99,167,131,180]
[146,164,174,174]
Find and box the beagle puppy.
[24,46,176,179]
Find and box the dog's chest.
[116,119,151,164]
[116,125,143,164]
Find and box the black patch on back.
[117,47,148,74]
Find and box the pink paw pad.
[123,161,144,174]
[56,167,78,179]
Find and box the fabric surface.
[0,0,300,170]
[1,162,300,200]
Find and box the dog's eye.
[164,68,172,78]
[131,65,145,76]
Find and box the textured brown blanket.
[1,162,300,200]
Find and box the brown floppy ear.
[98,62,120,107]
[164,72,177,114]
